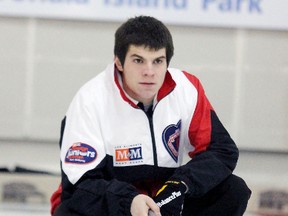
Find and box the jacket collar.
[113,64,176,108]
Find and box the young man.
[51,16,251,216]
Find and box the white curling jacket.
[51,63,239,216]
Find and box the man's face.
[115,45,167,105]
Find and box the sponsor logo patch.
[156,191,182,207]
[65,142,97,164]
[114,144,143,166]
[162,120,181,163]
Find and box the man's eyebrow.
[130,54,143,59]
[130,54,166,60]
[156,56,166,59]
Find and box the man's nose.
[143,63,155,76]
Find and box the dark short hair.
[114,16,174,66]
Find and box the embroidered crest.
[162,120,181,163]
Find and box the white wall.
[0,16,288,151]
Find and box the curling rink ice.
[0,204,256,216]
[0,203,49,216]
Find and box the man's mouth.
[140,82,154,85]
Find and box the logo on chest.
[114,144,143,166]
[162,120,181,163]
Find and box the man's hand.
[131,194,161,216]
[154,181,188,216]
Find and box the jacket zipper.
[146,114,158,167]
[138,103,158,167]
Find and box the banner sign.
[0,0,287,31]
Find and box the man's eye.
[134,59,143,63]
[154,59,163,64]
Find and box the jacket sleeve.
[57,88,139,216]
[170,72,239,197]
[63,176,139,216]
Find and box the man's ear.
[114,57,123,72]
